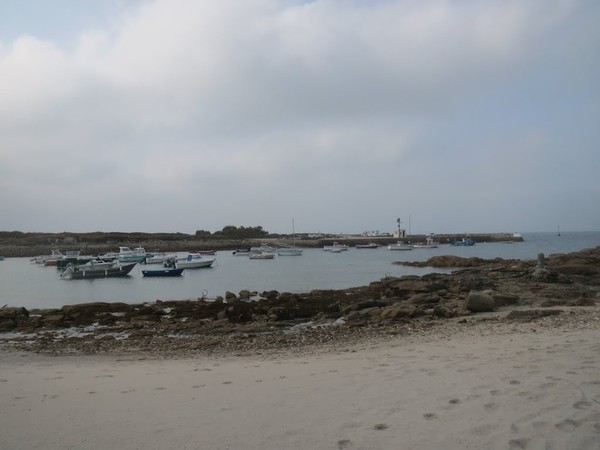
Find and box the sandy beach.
[2,313,599,450]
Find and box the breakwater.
[0,233,521,258]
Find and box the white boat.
[355,243,380,249]
[329,247,343,253]
[31,249,63,265]
[145,252,177,264]
[277,247,303,256]
[250,243,277,253]
[323,242,349,251]
[176,254,215,269]
[277,218,303,256]
[249,252,275,260]
[412,237,439,249]
[387,241,413,251]
[117,246,147,263]
[75,259,117,271]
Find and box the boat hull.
[142,268,184,277]
[60,263,137,279]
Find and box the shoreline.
[1,315,599,450]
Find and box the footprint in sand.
[337,439,352,449]
[155,387,167,390]
[555,419,578,432]
[94,374,114,378]
[222,381,233,385]
[449,398,461,405]
[509,380,521,385]
[373,423,389,430]
[192,384,205,388]
[484,403,499,413]
[423,413,437,420]
[573,400,592,410]
[508,438,528,449]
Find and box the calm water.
[1,232,598,309]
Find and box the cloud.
[0,0,598,233]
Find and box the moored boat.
[142,267,184,277]
[355,243,380,249]
[323,242,349,252]
[277,247,303,256]
[145,252,178,264]
[387,241,413,251]
[249,252,275,259]
[412,236,439,249]
[117,246,148,263]
[60,262,137,279]
[451,237,476,246]
[177,254,215,269]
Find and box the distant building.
[393,229,407,238]
[361,230,380,237]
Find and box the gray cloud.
[0,0,598,233]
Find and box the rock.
[433,305,456,318]
[225,291,237,302]
[466,291,495,312]
[487,292,520,307]
[380,304,418,320]
[0,307,29,329]
[506,309,563,321]
[408,293,441,306]
[238,290,251,300]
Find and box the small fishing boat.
[451,238,476,246]
[355,243,380,249]
[323,242,349,251]
[117,246,148,263]
[387,241,413,251]
[177,254,215,269]
[142,267,184,277]
[60,262,137,279]
[249,252,275,259]
[412,236,439,249]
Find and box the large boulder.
[466,291,495,312]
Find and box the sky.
[0,0,599,235]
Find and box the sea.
[1,231,598,310]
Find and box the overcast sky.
[1,0,598,235]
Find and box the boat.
[355,243,380,249]
[250,243,277,253]
[329,247,343,253]
[387,241,413,251]
[277,219,303,256]
[74,259,117,271]
[60,262,137,279]
[451,237,476,246]
[323,242,349,251]
[232,248,256,256]
[249,252,275,259]
[31,249,64,265]
[142,267,184,277]
[412,236,439,249]
[117,246,148,263]
[145,252,177,264]
[176,254,215,269]
[277,247,303,256]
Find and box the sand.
[1,326,600,450]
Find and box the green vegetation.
[0,225,271,246]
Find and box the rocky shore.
[1,246,599,357]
